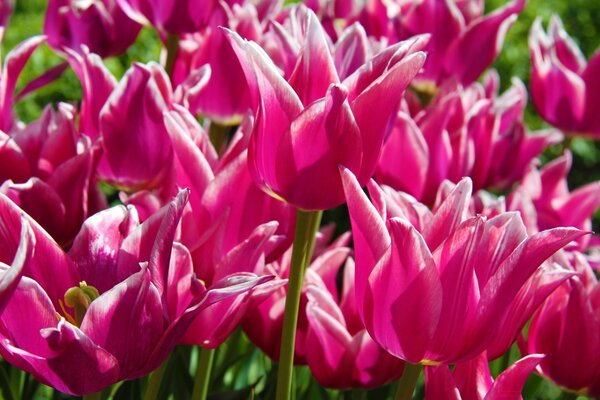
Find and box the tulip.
[44,0,141,58]
[341,167,586,365]
[355,0,524,85]
[507,151,600,250]
[529,15,600,137]
[227,7,426,210]
[243,229,351,364]
[0,190,272,395]
[170,1,259,123]
[98,62,174,191]
[523,252,600,397]
[375,77,561,205]
[0,104,106,247]
[425,352,544,399]
[304,258,405,389]
[116,0,242,35]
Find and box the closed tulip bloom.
[341,167,586,365]
[305,259,405,389]
[523,253,600,397]
[98,62,174,191]
[44,0,141,58]
[376,77,560,205]
[227,8,426,210]
[0,190,272,395]
[529,15,600,137]
[243,229,352,364]
[0,104,106,247]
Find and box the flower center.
[59,281,100,327]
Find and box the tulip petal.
[484,354,544,400]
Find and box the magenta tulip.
[523,253,600,397]
[0,190,272,395]
[116,0,242,34]
[355,0,524,85]
[375,77,560,205]
[304,258,405,389]
[0,104,106,247]
[98,62,174,191]
[243,229,352,364]
[228,8,426,210]
[44,0,141,58]
[529,15,600,137]
[341,167,586,364]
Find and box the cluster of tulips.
[0,0,599,399]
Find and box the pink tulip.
[44,0,141,58]
[304,258,405,389]
[0,104,106,247]
[425,352,544,399]
[116,0,242,34]
[376,77,560,205]
[529,15,600,137]
[0,190,272,395]
[170,1,261,123]
[159,107,294,347]
[355,0,524,85]
[227,7,426,210]
[341,167,586,364]
[507,151,600,250]
[243,228,351,364]
[523,252,600,397]
[98,62,174,191]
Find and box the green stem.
[395,363,422,400]
[9,368,22,400]
[82,391,102,400]
[143,360,168,400]
[275,209,323,400]
[191,347,215,400]
[164,32,180,78]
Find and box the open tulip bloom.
[227,7,427,210]
[0,190,273,395]
[341,167,586,365]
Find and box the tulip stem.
[394,363,422,400]
[143,360,168,400]
[191,347,215,400]
[82,392,102,400]
[275,209,323,400]
[165,32,179,78]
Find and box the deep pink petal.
[69,205,139,293]
[0,193,79,307]
[288,10,339,105]
[0,36,45,132]
[370,218,441,364]
[484,354,544,400]
[99,62,173,190]
[81,267,164,379]
[340,167,390,313]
